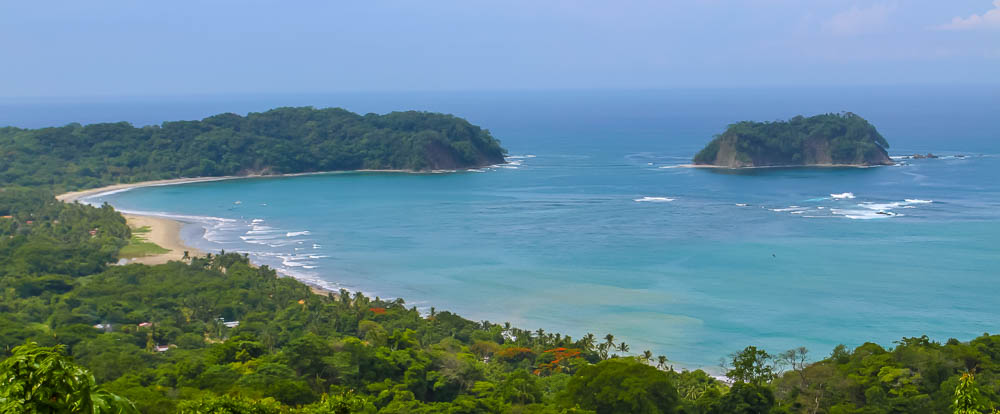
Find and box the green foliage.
[952,372,997,414]
[727,346,776,386]
[177,395,284,414]
[771,336,1000,413]
[707,382,776,414]
[117,227,169,258]
[0,107,507,192]
[0,342,136,413]
[296,391,377,414]
[561,358,679,413]
[4,169,1000,414]
[693,112,890,166]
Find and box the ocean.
[14,86,999,370]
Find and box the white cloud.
[937,0,1000,31]
[824,3,896,36]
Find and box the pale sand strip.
[56,169,456,204]
[55,173,367,296]
[58,176,253,203]
[119,212,331,296]
[121,214,204,266]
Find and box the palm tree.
[603,334,615,350]
[580,333,596,351]
[597,343,610,360]
[656,355,669,370]
[617,341,630,355]
[642,350,653,363]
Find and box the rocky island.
[693,112,892,168]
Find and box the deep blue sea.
[10,87,999,371]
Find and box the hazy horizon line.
[2,82,999,103]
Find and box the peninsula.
[693,112,892,168]
[0,106,507,191]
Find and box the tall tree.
[726,346,775,386]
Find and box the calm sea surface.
[13,87,999,370]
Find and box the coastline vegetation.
[1,108,997,413]
[693,113,892,167]
[117,226,170,258]
[1,188,998,413]
[0,107,507,192]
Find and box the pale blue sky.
[1,1,998,97]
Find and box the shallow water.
[62,87,1000,370]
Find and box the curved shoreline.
[118,213,205,266]
[55,168,495,297]
[55,169,457,203]
[56,172,385,296]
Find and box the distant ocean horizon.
[18,87,999,371]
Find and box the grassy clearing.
[118,225,170,258]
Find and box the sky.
[1,1,998,97]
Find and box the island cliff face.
[693,113,892,168]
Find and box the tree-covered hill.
[1,188,999,413]
[0,107,507,191]
[693,113,892,168]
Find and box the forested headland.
[0,107,507,191]
[693,113,893,168]
[0,109,998,413]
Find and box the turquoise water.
[67,88,1000,370]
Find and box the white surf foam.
[771,206,804,212]
[830,192,856,199]
[830,209,899,220]
[240,234,282,241]
[859,202,903,211]
[635,196,675,203]
[286,231,311,237]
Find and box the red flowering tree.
[494,347,536,364]
[535,347,584,376]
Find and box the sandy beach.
[120,214,204,265]
[56,176,247,203]
[56,174,348,295]
[57,177,230,266]
[56,168,464,204]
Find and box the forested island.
[1,111,998,413]
[0,107,507,191]
[693,113,893,168]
